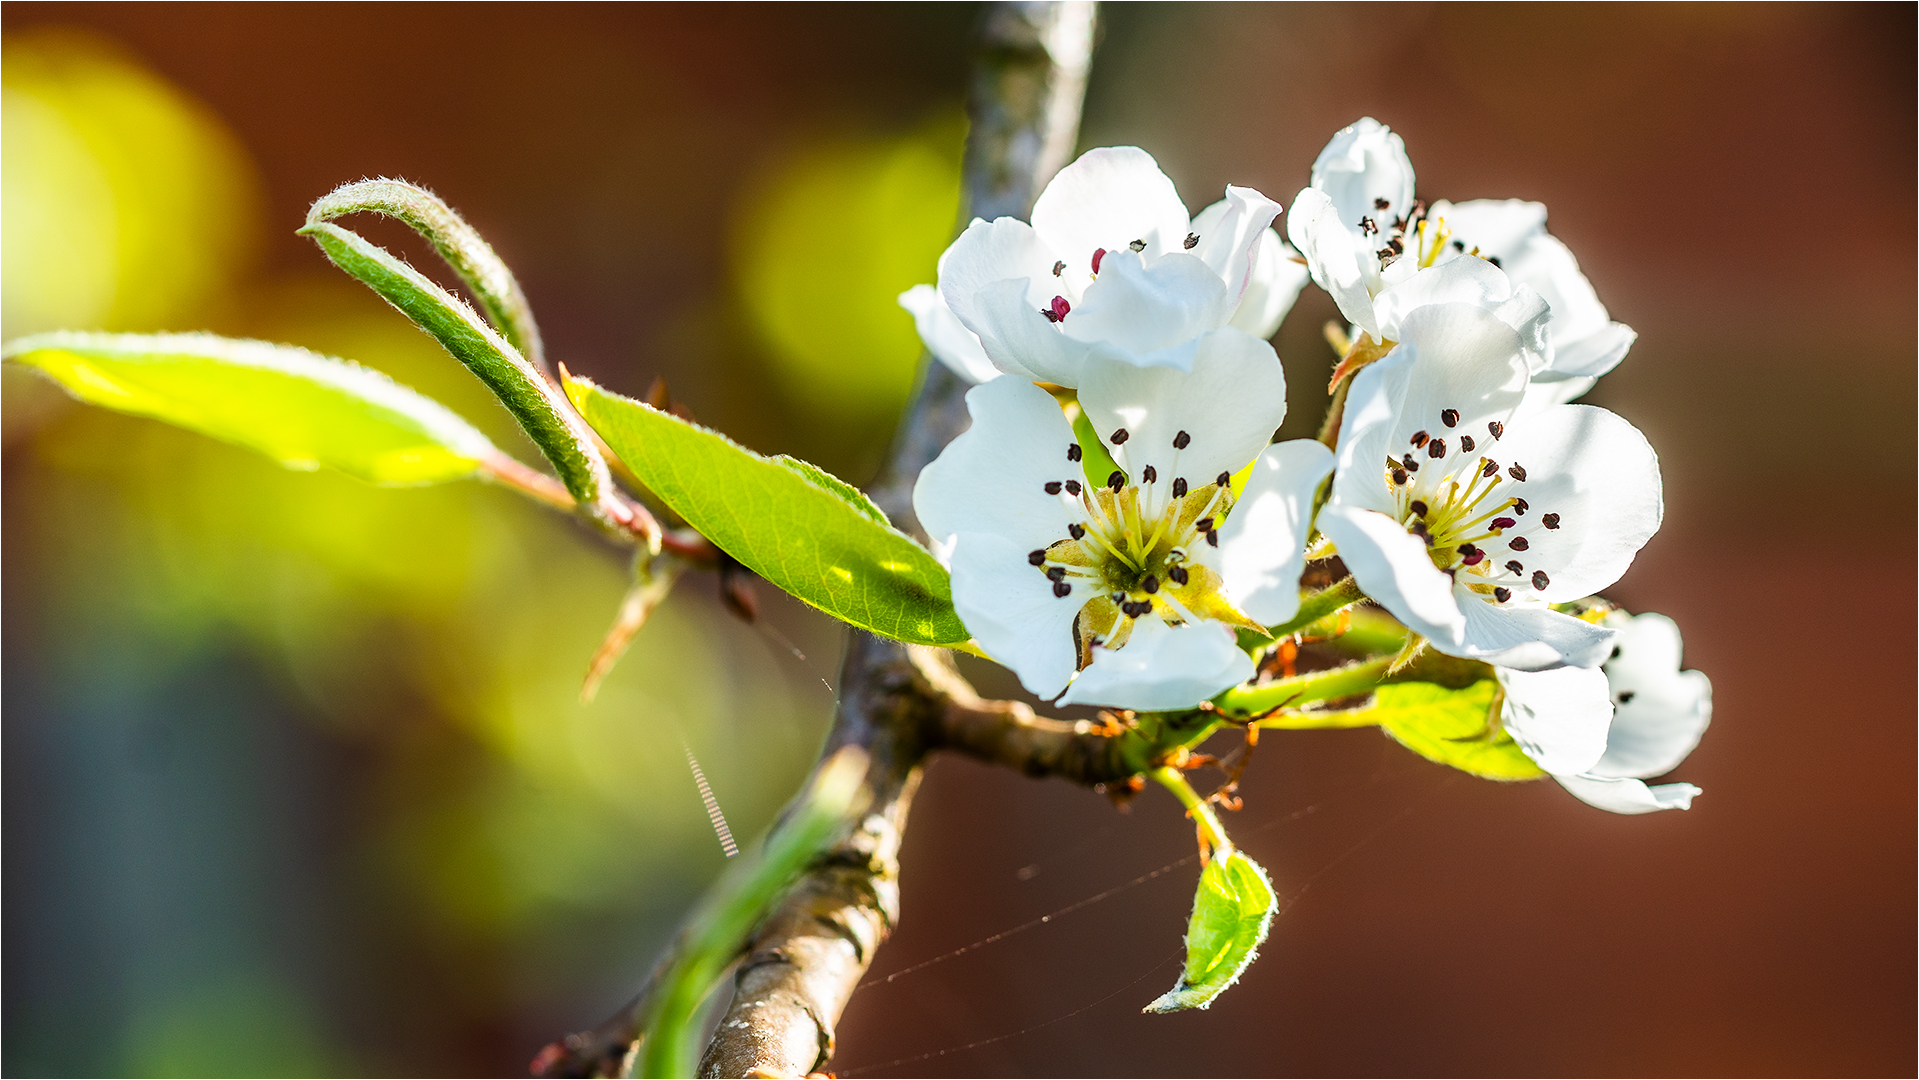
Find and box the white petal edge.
[1553,773,1700,815]
[1078,326,1287,488]
[899,284,1000,384]
[1456,599,1618,671]
[1497,664,1613,776]
[1057,616,1254,711]
[1218,439,1335,626]
[948,531,1083,700]
[912,375,1078,553]
[1287,186,1380,338]
[1031,146,1192,268]
[1317,504,1466,648]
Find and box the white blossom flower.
[898,283,1000,384]
[1287,118,1634,407]
[1552,610,1711,813]
[927,146,1296,387]
[913,328,1333,710]
[1317,301,1663,671]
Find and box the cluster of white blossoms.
[904,121,1709,814]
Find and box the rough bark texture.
[695,6,1097,1076]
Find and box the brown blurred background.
[3,3,1912,1076]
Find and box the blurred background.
[2,3,1911,1075]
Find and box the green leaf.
[298,220,610,509]
[565,375,971,647]
[1145,850,1276,1013]
[3,330,497,485]
[1372,681,1545,780]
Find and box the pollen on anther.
[1141,465,1157,483]
[1494,586,1512,602]
[1508,463,1528,482]
[1459,435,1476,453]
[1531,569,1550,590]
[1452,239,1466,251]
[1068,523,1086,540]
[1410,430,1430,448]
[1128,238,1146,252]
[1067,443,1082,462]
[1173,430,1191,449]
[1050,295,1071,321]
[1052,260,1065,277]
[1542,513,1561,530]
[1195,517,1215,532]
[1046,566,1066,582]
[1169,566,1189,586]
[1107,471,1125,492]
[1410,500,1428,517]
[1053,581,1073,598]
[1505,560,1524,573]
[1183,233,1199,249]
[1044,481,1062,495]
[1401,453,1420,472]
[1617,690,1637,704]
[1427,438,1446,458]
[1462,550,1485,566]
[1374,196,1390,210]
[1028,549,1046,566]
[1482,460,1499,478]
[1205,530,1219,547]
[1064,479,1082,496]
[1512,497,1530,514]
[1391,468,1408,486]
[1509,536,1530,551]
[1441,409,1460,427]
[1172,477,1188,498]
[1491,516,1516,530]
[1488,420,1504,440]
[1142,575,1160,594]
[1110,428,1129,445]
[1216,471,1231,486]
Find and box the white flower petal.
[1188,185,1284,309]
[1078,327,1287,487]
[937,217,1059,329]
[1553,774,1700,814]
[949,531,1084,700]
[964,277,1102,386]
[1457,600,1617,670]
[1317,504,1466,648]
[1287,186,1380,338]
[1309,117,1416,241]
[1594,611,1712,779]
[1491,403,1663,602]
[1428,198,1547,261]
[1522,372,1600,411]
[1218,439,1335,626]
[913,376,1078,553]
[1373,258,1550,367]
[1498,664,1613,775]
[1548,320,1637,380]
[1058,616,1253,711]
[899,284,1000,384]
[1031,146,1192,270]
[1232,233,1309,340]
[1067,247,1231,358]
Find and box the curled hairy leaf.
[1145,849,1277,1013]
[4,330,498,485]
[565,375,972,647]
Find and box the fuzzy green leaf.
[3,330,497,485]
[1373,681,1545,780]
[565,376,971,647]
[1146,849,1276,1014]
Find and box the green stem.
[1150,767,1232,856]
[636,747,871,1079]
[1213,654,1393,719]
[1262,576,1366,641]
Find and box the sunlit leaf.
[1145,849,1276,1013]
[566,375,971,647]
[1373,681,1545,780]
[4,330,499,485]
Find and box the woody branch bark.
[695,5,1098,1076]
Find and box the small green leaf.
[1372,681,1545,780]
[1145,850,1276,1013]
[566,376,971,647]
[298,220,610,509]
[3,330,497,485]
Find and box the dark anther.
[1173,430,1191,449]
[1141,465,1157,483]
[1169,566,1189,586]
[1459,435,1476,453]
[1411,430,1430,448]
[1611,645,1622,660]
[1482,460,1499,478]
[1511,497,1529,515]
[1505,559,1524,573]
[1046,566,1066,582]
[1128,238,1146,252]
[1401,453,1420,472]
[1458,543,1479,556]
[1050,295,1071,321]
[1617,690,1637,704]
[1462,550,1485,566]
[1509,536,1530,551]
[1041,306,1061,323]
[1053,260,1066,276]
[1488,420,1504,440]
[1028,549,1047,566]
[1427,438,1446,458]
[1441,408,1460,427]
[1358,216,1378,235]
[1064,479,1082,496]
[1494,586,1512,602]
[1107,471,1126,492]
[1205,530,1220,547]
[1044,481,1063,495]
[1068,523,1086,540]
[1410,520,1430,537]
[1390,215,1407,231]
[1531,569,1550,590]
[1142,575,1160,594]
[1377,246,1399,261]
[1110,427,1130,445]
[1216,471,1232,486]
[1374,196,1390,210]
[1452,239,1466,251]
[1184,232,1199,249]
[1387,236,1404,254]
[1053,581,1073,598]
[1092,248,1106,273]
[1488,255,1503,268]
[1410,500,1429,517]
[1172,477,1189,498]
[1508,463,1528,482]
[1194,517,1215,532]
[1542,513,1561,530]
[1391,468,1409,486]
[1067,442,1082,462]
[1491,516,1516,530]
